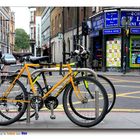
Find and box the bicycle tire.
[0,76,28,125]
[0,74,44,122]
[87,74,116,114]
[63,76,108,127]
[18,74,44,121]
[97,75,116,113]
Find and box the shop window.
[106,37,121,67]
[130,36,140,68]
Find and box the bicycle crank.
[30,96,44,110]
[30,96,44,120]
[44,96,59,119]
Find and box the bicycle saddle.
[29,56,49,63]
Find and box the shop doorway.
[92,37,102,70]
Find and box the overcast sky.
[11,7,30,34]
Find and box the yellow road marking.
[111,108,140,112]
[109,77,140,83]
[40,107,140,112]
[120,95,140,99]
[114,84,140,89]
[117,90,140,97]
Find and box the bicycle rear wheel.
[97,75,116,113]
[63,76,108,127]
[0,76,28,125]
[80,73,116,114]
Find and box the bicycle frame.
[0,63,40,102]
[30,63,91,99]
[32,69,80,97]
[0,63,83,103]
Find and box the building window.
[30,27,34,39]
[31,11,34,22]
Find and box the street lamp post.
[121,16,130,74]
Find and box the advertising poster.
[106,38,121,67]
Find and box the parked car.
[1,53,16,65]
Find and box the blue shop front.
[90,9,140,72]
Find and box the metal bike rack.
[26,67,99,124]
[26,79,31,125]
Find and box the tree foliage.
[15,28,30,51]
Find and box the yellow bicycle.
[0,55,108,127]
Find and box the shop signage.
[130,28,140,34]
[103,28,121,35]
[105,11,119,28]
[90,31,99,37]
[92,13,104,31]
[120,11,140,26]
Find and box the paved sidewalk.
[1,111,140,130]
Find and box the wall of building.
[50,35,63,63]
[41,7,50,47]
[63,7,92,57]
[0,7,11,53]
[35,16,41,56]
[29,7,44,56]
[50,7,63,38]
[50,7,63,63]
[9,11,15,53]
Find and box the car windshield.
[4,54,15,58]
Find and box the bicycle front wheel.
[17,74,44,121]
[63,76,108,127]
[0,76,28,125]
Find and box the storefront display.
[90,9,140,72]
[130,36,140,67]
[106,37,121,67]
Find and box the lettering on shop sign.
[121,11,140,26]
[103,28,121,35]
[92,13,104,31]
[130,28,140,34]
[105,11,119,27]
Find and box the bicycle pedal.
[50,115,56,119]
[35,113,39,120]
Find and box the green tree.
[15,28,30,51]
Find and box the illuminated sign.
[121,11,140,26]
[103,28,121,35]
[105,11,119,27]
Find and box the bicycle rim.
[63,76,108,127]
[0,77,28,125]
[97,75,116,113]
